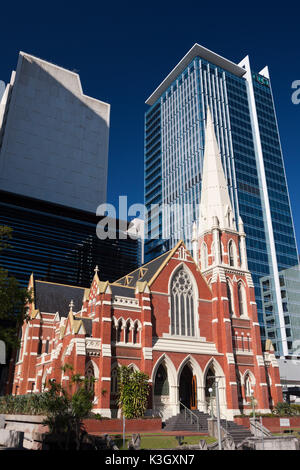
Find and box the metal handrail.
[179,401,201,432]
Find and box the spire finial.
[199,105,236,231]
[69,299,74,312]
[94,265,99,275]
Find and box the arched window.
[245,374,253,397]
[22,325,29,361]
[111,367,118,393]
[211,241,215,265]
[205,365,216,398]
[85,362,95,397]
[154,364,169,396]
[125,321,131,343]
[170,268,195,336]
[133,322,139,344]
[111,321,116,342]
[226,280,234,316]
[228,241,235,267]
[117,320,123,342]
[37,339,43,355]
[201,242,208,270]
[238,282,247,317]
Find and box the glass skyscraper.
[144,44,299,356]
[0,190,141,288]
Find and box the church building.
[12,109,282,421]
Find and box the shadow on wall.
[0,53,109,213]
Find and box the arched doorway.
[179,364,197,410]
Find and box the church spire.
[199,107,236,233]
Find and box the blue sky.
[0,1,299,250]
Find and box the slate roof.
[34,280,85,316]
[113,250,171,288]
[81,318,92,336]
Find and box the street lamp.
[208,387,214,418]
[207,376,222,450]
[250,390,256,421]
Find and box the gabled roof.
[34,280,86,316]
[113,250,171,288]
[112,241,185,291]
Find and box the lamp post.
[207,377,222,450]
[215,380,222,450]
[208,387,214,418]
[250,390,257,437]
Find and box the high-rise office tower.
[144,44,299,356]
[0,52,109,212]
[0,52,141,286]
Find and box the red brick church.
[11,109,282,421]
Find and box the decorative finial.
[94,265,99,275]
[69,299,74,311]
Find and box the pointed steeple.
[199,107,236,232]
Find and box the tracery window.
[170,268,195,336]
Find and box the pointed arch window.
[116,320,123,342]
[154,364,169,396]
[133,322,139,344]
[228,241,235,267]
[37,339,43,355]
[245,374,253,397]
[226,280,234,316]
[201,242,208,270]
[125,321,131,343]
[111,367,118,393]
[170,268,195,337]
[211,241,215,265]
[238,282,247,317]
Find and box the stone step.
[164,410,253,445]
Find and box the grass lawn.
[271,429,300,438]
[112,434,217,450]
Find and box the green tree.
[42,366,95,450]
[117,366,150,419]
[0,225,32,351]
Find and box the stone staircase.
[163,410,253,445]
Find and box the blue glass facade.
[144,47,299,354]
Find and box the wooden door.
[191,375,197,409]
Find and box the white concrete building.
[0,52,110,213]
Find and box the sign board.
[280,418,290,427]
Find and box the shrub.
[0,393,47,415]
[273,402,298,416]
[117,366,150,419]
